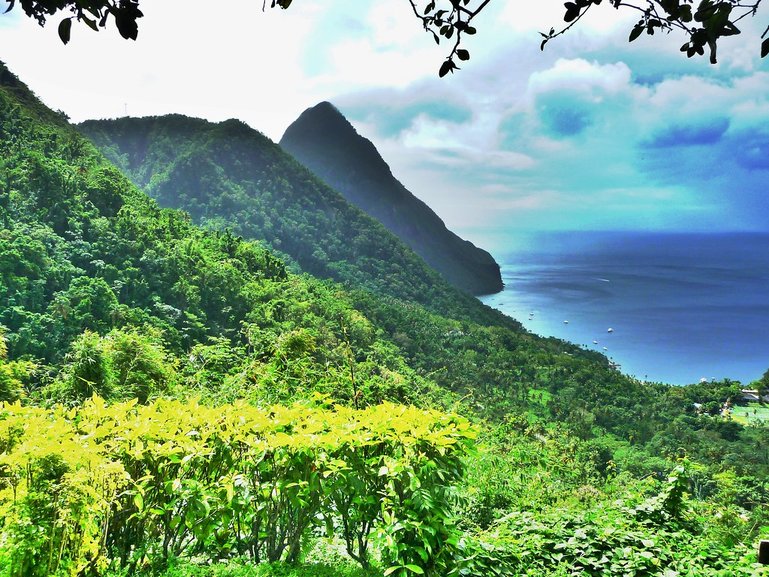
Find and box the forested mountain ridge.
[77,114,503,324]
[280,101,503,296]
[2,59,769,576]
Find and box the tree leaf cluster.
[5,0,142,44]
[4,0,767,69]
[541,0,766,64]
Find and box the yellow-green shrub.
[0,397,475,576]
[0,403,126,576]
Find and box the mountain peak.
[0,60,22,89]
[0,60,70,126]
[280,102,503,295]
[287,101,353,136]
[302,100,345,121]
[282,101,396,182]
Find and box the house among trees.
[740,389,769,403]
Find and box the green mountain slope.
[0,61,452,411]
[77,114,499,324]
[0,74,266,362]
[280,101,503,296]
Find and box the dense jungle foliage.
[2,60,769,576]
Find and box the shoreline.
[479,231,769,386]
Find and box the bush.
[0,398,475,576]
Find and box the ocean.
[478,231,769,386]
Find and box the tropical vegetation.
[1,59,769,576]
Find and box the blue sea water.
[478,232,769,385]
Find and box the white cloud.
[303,1,446,96]
[528,58,632,95]
[0,0,330,138]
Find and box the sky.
[1,0,768,252]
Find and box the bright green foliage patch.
[732,403,769,425]
[0,397,475,576]
[455,431,769,577]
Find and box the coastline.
[479,231,769,386]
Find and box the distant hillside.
[78,114,502,323]
[280,101,503,296]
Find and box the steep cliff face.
[280,102,503,296]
